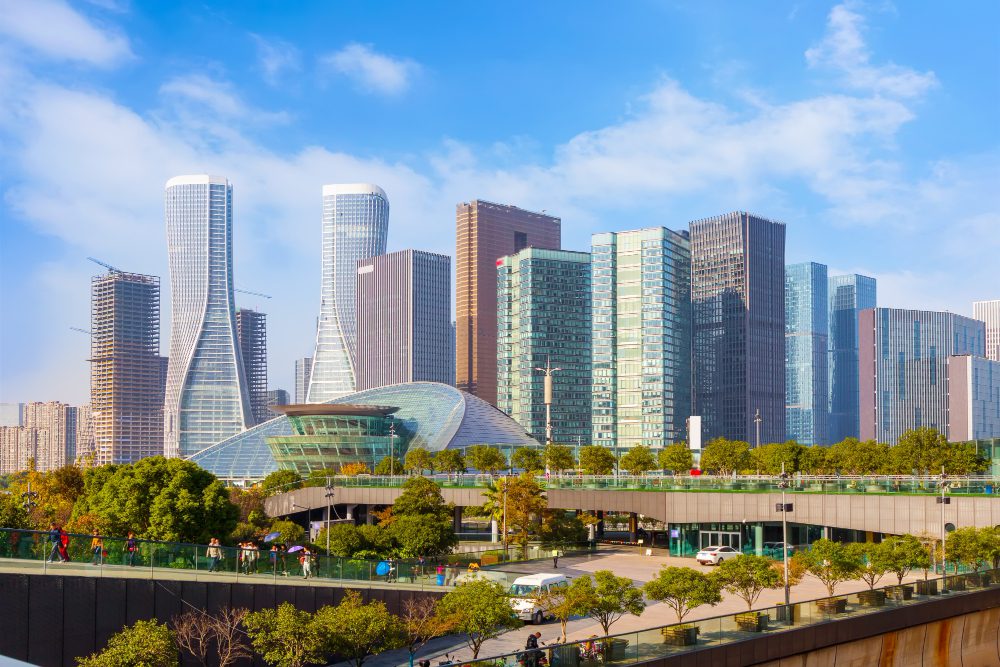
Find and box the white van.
[508,573,569,624]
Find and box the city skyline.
[1,2,998,406]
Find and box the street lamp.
[937,468,951,589]
[534,357,562,447]
[324,480,335,557]
[389,421,397,476]
[753,409,762,449]
[776,462,793,610]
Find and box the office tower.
[163,175,251,458]
[859,308,985,444]
[90,270,166,464]
[295,357,312,404]
[974,300,1000,361]
[75,404,94,463]
[691,212,786,445]
[497,248,592,445]
[448,323,456,388]
[947,355,1000,440]
[0,427,49,474]
[267,389,290,409]
[456,200,561,405]
[308,184,389,402]
[0,403,23,426]
[827,274,877,442]
[356,250,452,389]
[785,262,829,446]
[592,227,692,450]
[236,308,268,425]
[21,401,76,470]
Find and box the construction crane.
[236,288,272,299]
[69,327,91,335]
[87,257,122,273]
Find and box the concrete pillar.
[628,512,638,542]
[453,506,463,534]
[366,505,374,525]
[345,504,357,521]
[596,510,605,538]
[491,518,499,543]
[754,524,764,555]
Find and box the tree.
[172,608,251,667]
[699,439,751,476]
[876,534,931,584]
[619,446,656,475]
[0,492,30,529]
[211,607,253,667]
[393,476,453,519]
[319,523,365,557]
[979,526,1000,571]
[511,447,544,473]
[374,456,403,475]
[542,577,598,643]
[827,438,889,475]
[714,554,783,610]
[260,470,303,496]
[846,542,888,590]
[538,510,587,552]
[466,445,507,475]
[799,445,830,474]
[434,450,466,476]
[498,474,546,557]
[267,519,305,545]
[404,448,435,475]
[77,619,178,667]
[171,611,213,667]
[643,566,722,623]
[945,527,984,574]
[243,603,326,667]
[316,590,405,667]
[544,444,576,475]
[437,580,520,658]
[580,570,645,634]
[340,462,371,476]
[391,514,457,558]
[658,444,693,475]
[792,539,861,596]
[400,597,456,667]
[748,442,805,475]
[579,445,616,475]
[890,427,987,475]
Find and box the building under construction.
[236,308,268,425]
[90,270,166,464]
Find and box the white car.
[695,545,739,565]
[508,573,569,624]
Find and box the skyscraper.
[267,389,290,409]
[356,250,452,389]
[859,308,985,444]
[828,274,877,442]
[22,401,76,470]
[973,300,1000,362]
[236,308,268,425]
[0,427,49,474]
[497,248,592,445]
[90,269,166,464]
[163,175,251,458]
[592,228,692,450]
[75,404,93,463]
[0,403,23,427]
[456,200,560,405]
[785,262,829,446]
[947,355,1000,441]
[691,212,786,445]
[295,357,312,404]
[308,184,389,402]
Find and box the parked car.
[763,542,795,558]
[508,573,569,624]
[695,545,739,565]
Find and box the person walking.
[46,524,61,563]
[57,527,70,562]
[249,542,259,574]
[206,538,223,572]
[300,548,312,579]
[269,545,279,575]
[125,532,139,566]
[523,632,543,667]
[90,530,103,565]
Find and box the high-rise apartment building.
[0,427,49,474]
[164,175,251,458]
[785,262,829,446]
[592,228,692,450]
[828,274,877,443]
[947,355,1000,441]
[356,250,452,389]
[690,212,786,445]
[859,308,985,444]
[0,403,23,427]
[75,404,94,463]
[497,248,592,445]
[295,357,312,404]
[308,184,389,402]
[456,200,560,405]
[21,401,76,470]
[236,308,268,425]
[267,389,290,409]
[973,300,1000,362]
[90,270,166,464]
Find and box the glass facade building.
[236,308,268,425]
[308,184,389,402]
[497,248,592,445]
[691,212,786,445]
[947,355,1000,441]
[785,262,829,446]
[859,308,985,444]
[164,175,251,458]
[591,227,691,451]
[828,274,876,442]
[973,300,1000,362]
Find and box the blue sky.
[1,0,998,405]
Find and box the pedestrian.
[436,563,445,586]
[58,527,70,562]
[552,549,559,569]
[90,530,103,565]
[125,531,139,566]
[206,538,222,572]
[45,523,61,563]
[523,632,542,667]
[279,545,289,576]
[249,542,259,574]
[300,548,312,579]
[269,545,279,575]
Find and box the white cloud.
[805,3,937,98]
[159,74,291,127]
[251,34,300,86]
[0,0,132,67]
[319,43,419,96]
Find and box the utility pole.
[324,479,334,558]
[777,462,792,608]
[534,357,562,449]
[501,476,509,560]
[754,409,762,449]
[937,466,951,589]
[389,421,396,476]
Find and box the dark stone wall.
[0,572,443,667]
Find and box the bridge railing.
[421,566,1000,667]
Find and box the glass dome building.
[188,382,539,483]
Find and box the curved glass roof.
[188,382,538,482]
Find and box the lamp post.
[776,462,793,610]
[937,467,951,588]
[324,479,334,557]
[389,421,397,477]
[754,409,762,449]
[501,476,509,560]
[534,357,562,448]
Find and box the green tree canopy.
[579,445,616,475]
[714,554,783,610]
[0,492,30,529]
[538,510,587,551]
[373,456,403,475]
[845,542,888,590]
[481,474,547,557]
[437,580,520,658]
[874,534,931,584]
[749,441,804,475]
[76,619,178,667]
[511,447,544,473]
[699,438,751,476]
[658,444,693,475]
[268,519,305,546]
[315,591,405,667]
[542,577,598,643]
[945,526,985,573]
[259,470,303,496]
[390,513,457,559]
[619,446,656,475]
[404,448,435,475]
[544,444,576,474]
[317,523,364,557]
[580,570,645,634]
[979,526,1000,571]
[793,538,861,596]
[799,445,831,474]
[890,427,987,474]
[466,445,508,475]
[393,476,453,520]
[644,566,722,623]
[243,603,326,667]
[434,450,466,475]
[827,438,890,475]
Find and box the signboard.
[687,416,702,451]
[669,529,680,538]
